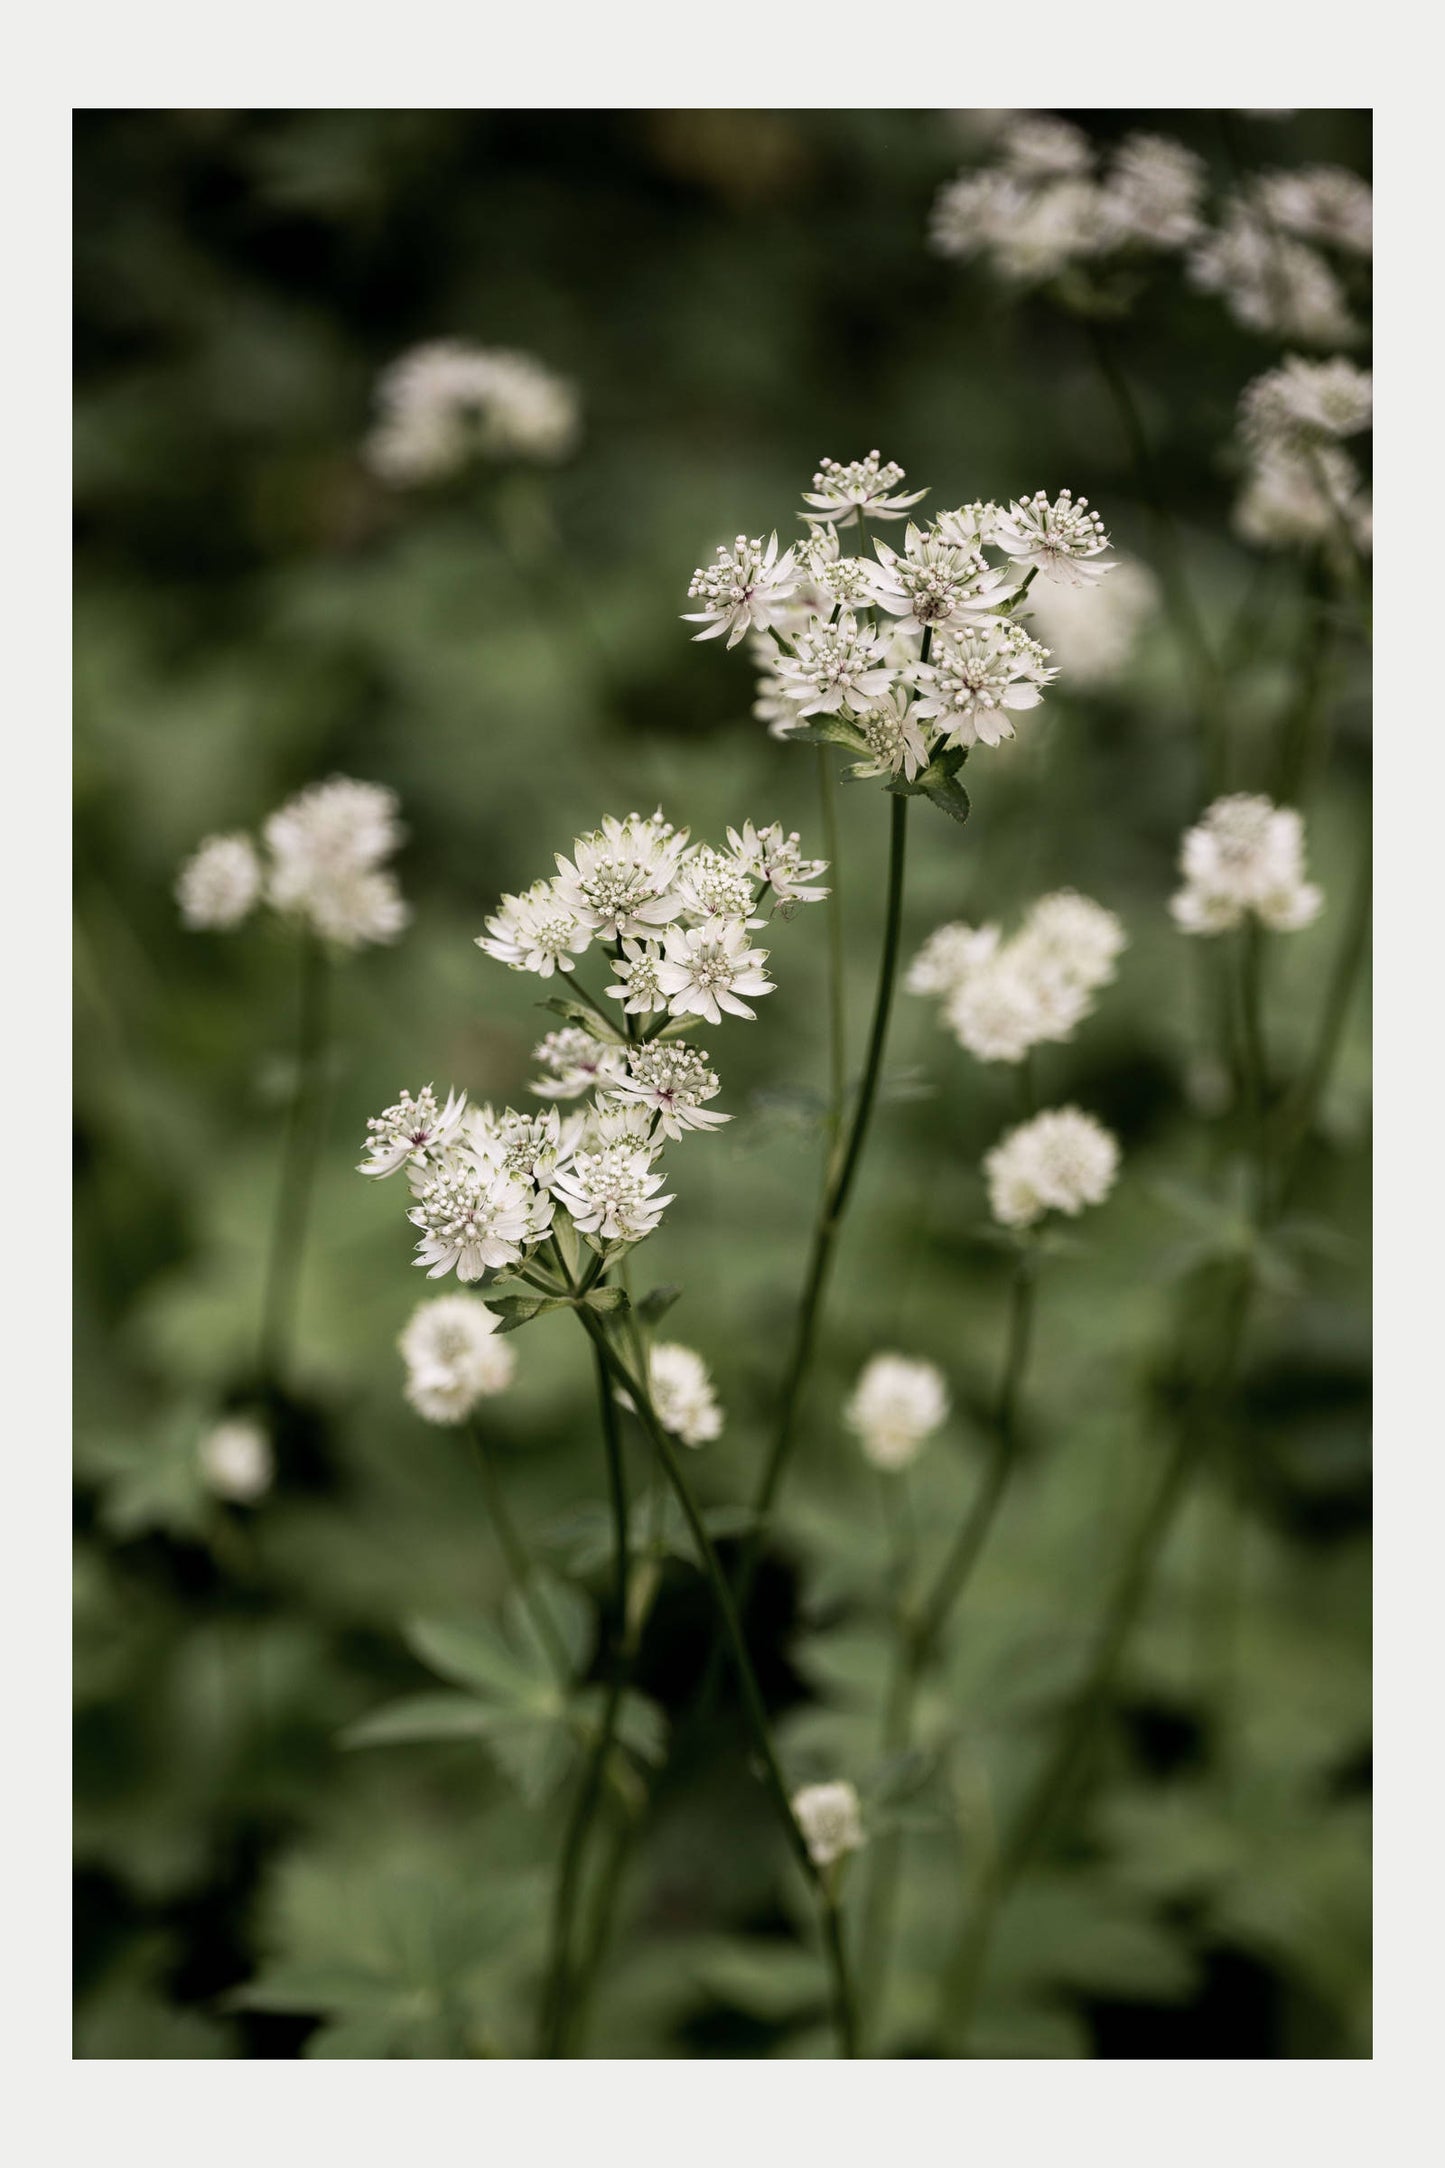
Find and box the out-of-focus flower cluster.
[177,777,410,950]
[686,458,1119,776]
[792,1780,866,1869]
[907,890,1126,1065]
[845,1354,949,1472]
[1171,795,1324,936]
[399,1294,516,1424]
[985,1107,1121,1230]
[365,340,581,483]
[358,811,826,1282]
[1232,356,1372,559]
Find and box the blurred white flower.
[399,1293,515,1423]
[1233,442,1370,556]
[845,1354,949,1471]
[999,115,1092,179]
[1170,794,1324,935]
[198,1417,274,1503]
[655,921,775,1025]
[1256,166,1372,257]
[802,451,927,527]
[1098,132,1206,251]
[683,533,800,648]
[531,1027,631,1101]
[359,1085,468,1178]
[1239,356,1372,448]
[264,776,410,950]
[647,1342,723,1446]
[792,1780,865,1868]
[912,890,1125,1063]
[365,340,580,482]
[1014,890,1127,994]
[947,956,1089,1064]
[904,920,1001,997]
[1188,202,1358,345]
[176,833,263,931]
[1024,556,1157,685]
[985,1107,1121,1229]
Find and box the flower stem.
[578,1311,860,2058]
[257,933,330,1391]
[538,1336,631,2058]
[817,745,848,1164]
[468,1419,572,1682]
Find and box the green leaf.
[485,1290,571,1334]
[404,1616,542,1701]
[636,1283,683,1326]
[922,771,971,823]
[339,1692,505,1750]
[582,1284,629,1317]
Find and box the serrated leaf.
[923,772,971,823]
[486,1290,570,1334]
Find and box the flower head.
[1239,356,1373,449]
[550,1141,673,1244]
[399,1293,515,1423]
[675,844,764,927]
[850,686,934,782]
[468,1104,581,1189]
[910,619,1055,748]
[991,489,1112,587]
[1014,890,1127,994]
[264,777,410,949]
[946,956,1089,1064]
[725,822,830,909]
[177,833,263,931]
[683,533,800,648]
[605,939,670,1016]
[648,1342,723,1446]
[477,879,591,977]
[802,452,927,528]
[985,1107,1121,1229]
[407,1156,549,1282]
[1171,795,1324,935]
[1233,443,1369,556]
[792,1780,865,1869]
[365,340,580,482]
[904,920,1001,998]
[552,813,689,941]
[1256,166,1372,257]
[198,1417,273,1503]
[867,521,1017,633]
[845,1354,949,1471]
[531,1028,631,1102]
[609,1042,729,1140]
[359,1085,469,1178]
[1098,132,1206,250]
[655,920,774,1025]
[773,610,897,718]
[1188,203,1358,345]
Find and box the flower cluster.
[646,1343,724,1448]
[791,1780,866,1869]
[1187,193,1360,347]
[197,1417,274,1503]
[177,777,410,950]
[985,1107,1121,1230]
[1170,795,1324,936]
[399,1294,515,1424]
[365,340,580,483]
[845,1355,949,1472]
[908,890,1126,1065]
[687,463,1116,782]
[1232,356,1372,558]
[359,811,825,1283]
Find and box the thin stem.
[538,1339,631,2058]
[468,1421,572,1682]
[1276,809,1372,1193]
[817,744,848,1167]
[578,1311,859,2058]
[258,934,330,1390]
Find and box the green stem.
[258,934,330,1390]
[1276,809,1372,1193]
[578,1311,859,2059]
[538,1339,631,2058]
[468,1420,572,1682]
[817,744,848,1167]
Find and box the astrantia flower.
[850,686,934,782]
[198,1417,273,1503]
[1233,442,1369,555]
[725,823,830,909]
[774,610,897,717]
[904,920,1001,998]
[991,489,1113,587]
[792,1781,865,1869]
[303,867,410,950]
[1023,557,1157,687]
[947,957,1089,1064]
[552,813,690,941]
[531,1027,630,1102]
[910,620,1055,748]
[177,833,263,931]
[655,921,775,1025]
[999,115,1092,179]
[867,521,1017,633]
[264,776,410,948]
[845,1354,949,1472]
[1256,166,1372,257]
[399,1293,515,1423]
[1188,204,1358,345]
[985,1107,1121,1229]
[1239,357,1372,449]
[551,1142,673,1243]
[675,844,764,927]
[802,452,927,528]
[477,879,591,977]
[683,533,800,648]
[359,1085,468,1178]
[609,1042,729,1140]
[407,1157,549,1281]
[935,501,1003,552]
[1014,890,1127,995]
[605,938,670,1016]
[469,1104,580,1190]
[647,1342,723,1446]
[1098,132,1206,251]
[1171,795,1324,935]
[365,340,580,483]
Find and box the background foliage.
[74,107,1370,2058]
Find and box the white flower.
[867,521,1017,633]
[850,686,934,782]
[998,115,1092,179]
[930,167,1105,284]
[359,1085,468,1178]
[399,1293,515,1424]
[468,1104,581,1189]
[365,340,580,482]
[947,956,1089,1064]
[1014,890,1127,995]
[845,1354,949,1471]
[934,501,1004,552]
[905,920,1001,998]
[792,1780,865,1869]
[477,879,591,977]
[551,1142,673,1243]
[985,1107,1121,1229]
[264,776,409,949]
[655,920,775,1025]
[1098,132,1206,251]
[605,938,670,1016]
[609,1042,729,1139]
[177,833,263,931]
[531,1028,630,1102]
[675,844,764,927]
[198,1417,273,1503]
[991,489,1113,587]
[1239,356,1372,449]
[1233,442,1369,555]
[1188,204,1358,345]
[1023,556,1157,686]
[302,867,409,949]
[802,451,927,528]
[552,813,690,941]
[1170,795,1324,935]
[683,533,801,648]
[647,1342,723,1446]
[408,1155,549,1282]
[774,610,897,717]
[910,619,1055,749]
[725,823,830,909]
[1256,167,1372,257]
